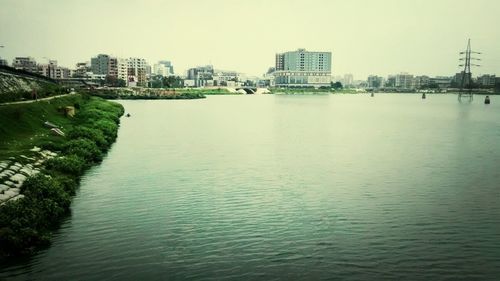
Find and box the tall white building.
[117,58,128,82]
[274,48,332,87]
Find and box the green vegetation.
[178,88,238,95]
[86,87,241,100]
[87,89,206,100]
[0,95,85,158]
[0,82,68,103]
[0,94,124,259]
[269,87,361,95]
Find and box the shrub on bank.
[92,120,119,143]
[63,139,103,162]
[67,126,108,152]
[0,96,124,259]
[0,175,71,256]
[45,154,88,176]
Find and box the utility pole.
[458,39,481,102]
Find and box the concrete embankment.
[0,149,56,205]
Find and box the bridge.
[232,87,270,95]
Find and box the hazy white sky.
[1,0,499,78]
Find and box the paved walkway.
[0,92,74,106]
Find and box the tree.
[331,81,343,90]
[117,79,126,87]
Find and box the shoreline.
[0,94,124,259]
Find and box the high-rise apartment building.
[395,73,414,89]
[117,58,128,82]
[367,75,384,88]
[127,57,148,86]
[274,48,331,87]
[91,54,111,75]
[12,57,38,73]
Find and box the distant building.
[395,73,414,89]
[12,57,38,73]
[187,65,214,87]
[117,58,128,82]
[385,75,396,87]
[430,76,452,89]
[91,54,112,76]
[108,57,118,78]
[159,60,174,75]
[153,61,174,77]
[413,75,430,89]
[37,60,71,79]
[367,75,383,88]
[213,71,240,86]
[477,74,496,87]
[0,58,8,66]
[453,71,471,87]
[73,62,91,78]
[343,74,353,87]
[127,57,148,86]
[273,48,332,87]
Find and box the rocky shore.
[0,148,57,205]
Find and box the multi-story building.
[0,58,8,66]
[153,60,175,77]
[453,71,471,87]
[413,75,430,89]
[108,57,118,78]
[90,54,119,80]
[158,60,174,75]
[186,65,214,87]
[367,75,383,88]
[477,74,496,87]
[395,73,414,89]
[91,54,112,76]
[273,48,332,87]
[430,76,452,89]
[385,75,396,87]
[117,58,128,82]
[213,71,240,86]
[343,74,353,87]
[73,62,91,78]
[127,57,148,86]
[38,60,71,79]
[12,57,38,73]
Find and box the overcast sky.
[1,0,499,79]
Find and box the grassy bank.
[269,88,361,94]
[88,87,240,100]
[89,89,206,100]
[0,94,124,259]
[178,88,240,95]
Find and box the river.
[1,94,500,280]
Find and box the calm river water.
[1,94,500,280]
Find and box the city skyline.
[1,0,500,78]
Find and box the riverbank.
[87,87,242,100]
[0,94,124,259]
[270,88,361,94]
